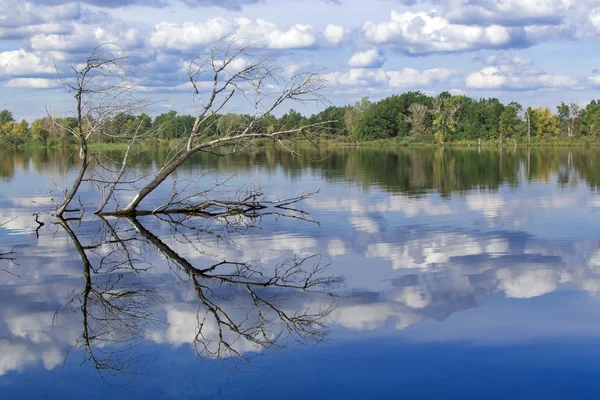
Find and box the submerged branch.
[99,189,319,219]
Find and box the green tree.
[580,100,600,137]
[405,103,432,141]
[217,114,252,136]
[353,92,432,140]
[431,95,460,143]
[30,118,52,146]
[280,109,306,129]
[499,102,522,145]
[344,97,371,136]
[535,107,560,138]
[308,106,347,136]
[0,109,14,127]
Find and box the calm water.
[1,146,600,399]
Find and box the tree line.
[2,91,599,147]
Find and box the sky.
[2,0,600,120]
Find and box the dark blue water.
[1,147,600,399]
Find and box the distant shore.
[4,136,600,152]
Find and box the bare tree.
[126,216,341,363]
[569,102,581,138]
[56,218,161,383]
[407,103,430,137]
[51,43,153,218]
[54,212,341,379]
[95,39,328,217]
[0,218,18,274]
[525,107,531,144]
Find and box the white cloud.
[5,78,61,88]
[238,19,317,49]
[327,302,424,331]
[588,75,600,86]
[466,193,506,220]
[323,24,350,46]
[466,54,580,90]
[365,234,493,270]
[325,67,456,88]
[446,0,573,26]
[0,50,54,76]
[589,250,600,270]
[368,194,454,216]
[467,67,579,90]
[388,68,457,88]
[179,0,260,9]
[149,18,318,51]
[307,197,366,214]
[30,20,142,52]
[363,11,511,54]
[497,268,559,299]
[328,238,346,257]
[148,19,234,51]
[0,1,80,39]
[348,48,386,68]
[350,216,379,234]
[324,68,389,87]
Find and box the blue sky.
[2,0,600,120]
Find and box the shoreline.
[4,136,600,152]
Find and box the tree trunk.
[114,147,199,215]
[56,142,88,218]
[526,111,531,144]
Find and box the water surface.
[1,146,600,399]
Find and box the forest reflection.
[53,213,341,383]
[1,146,599,194]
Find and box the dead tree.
[51,43,152,218]
[56,218,161,383]
[0,219,18,274]
[126,216,341,363]
[97,39,328,216]
[53,210,341,378]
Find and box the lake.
[1,146,600,399]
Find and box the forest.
[1,92,599,148]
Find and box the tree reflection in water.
[0,218,18,274]
[54,210,342,384]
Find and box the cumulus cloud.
[323,24,350,46]
[388,68,457,87]
[363,11,513,55]
[148,19,234,51]
[348,48,387,68]
[30,22,143,53]
[446,0,573,26]
[327,302,424,331]
[5,78,61,88]
[365,233,488,270]
[497,268,559,299]
[0,1,81,28]
[0,1,80,40]
[324,67,456,88]
[27,0,261,10]
[179,0,260,9]
[466,53,580,90]
[588,75,600,86]
[30,0,166,6]
[324,68,389,87]
[0,50,54,76]
[149,18,319,51]
[368,194,454,216]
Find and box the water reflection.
[2,147,600,396]
[0,212,341,383]
[2,146,600,194]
